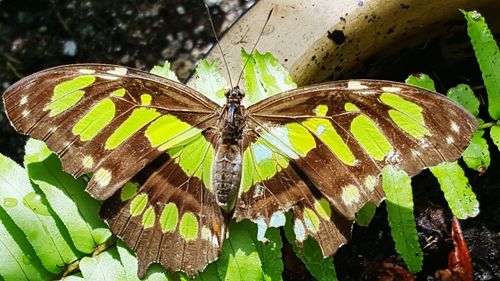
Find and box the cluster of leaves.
[0,9,498,281]
[374,10,500,274]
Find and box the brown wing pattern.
[237,80,476,256]
[101,139,225,277]
[3,64,220,200]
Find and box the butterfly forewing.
[239,80,477,256]
[3,64,219,200]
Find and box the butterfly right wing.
[3,64,220,200]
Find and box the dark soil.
[0,1,498,280]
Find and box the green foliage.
[430,162,479,219]
[461,130,490,171]
[405,73,436,91]
[462,10,500,120]
[446,84,480,117]
[241,49,297,105]
[283,213,338,281]
[491,125,500,150]
[194,60,228,106]
[150,61,179,82]
[355,202,377,227]
[382,166,423,273]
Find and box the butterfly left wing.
[3,64,219,200]
[236,80,476,255]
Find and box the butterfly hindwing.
[101,157,224,277]
[3,64,219,200]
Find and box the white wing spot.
[446,136,454,144]
[341,185,361,206]
[201,226,211,241]
[451,122,460,133]
[107,67,128,76]
[95,168,112,186]
[364,175,378,192]
[347,81,368,90]
[20,96,28,105]
[211,234,219,248]
[98,74,119,81]
[82,156,94,169]
[381,86,401,92]
[78,69,96,74]
[22,110,29,117]
[293,219,306,242]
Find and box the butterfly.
[2,61,477,277]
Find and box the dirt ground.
[0,0,498,280]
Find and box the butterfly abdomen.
[213,87,246,213]
[213,144,242,213]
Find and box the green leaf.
[60,274,84,281]
[248,222,283,281]
[461,130,490,171]
[405,73,436,91]
[24,139,111,253]
[116,240,172,281]
[382,165,423,273]
[491,124,500,151]
[283,213,337,281]
[0,154,78,274]
[241,49,297,106]
[150,61,179,82]
[80,246,127,281]
[446,84,480,116]
[0,207,52,281]
[462,10,500,120]
[194,59,228,106]
[218,220,265,281]
[356,202,377,227]
[430,162,479,219]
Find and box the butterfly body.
[2,63,477,277]
[213,86,246,212]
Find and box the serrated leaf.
[491,124,500,150]
[461,130,490,171]
[150,61,179,82]
[283,213,337,281]
[218,220,264,281]
[0,154,78,274]
[116,240,172,281]
[242,49,297,106]
[0,208,51,281]
[462,10,500,120]
[405,73,436,91]
[382,165,423,273]
[80,246,127,281]
[356,202,377,227]
[248,222,283,281]
[430,162,479,219]
[446,84,480,117]
[194,59,228,106]
[24,139,111,253]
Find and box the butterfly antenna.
[235,8,274,87]
[204,1,234,88]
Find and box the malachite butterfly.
[2,52,476,277]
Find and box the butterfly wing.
[236,80,477,255]
[3,64,225,275]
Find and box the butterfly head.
[226,86,245,103]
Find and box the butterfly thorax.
[213,87,246,213]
